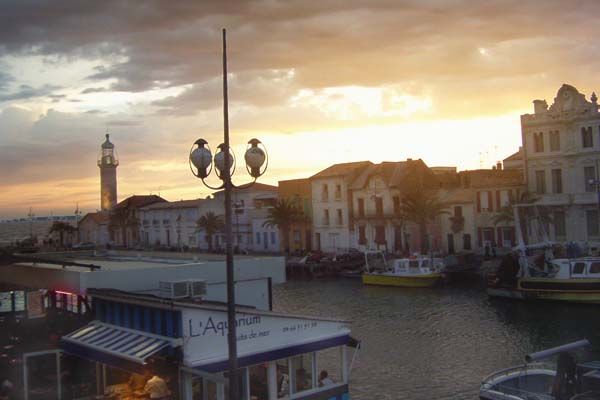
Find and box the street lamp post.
[189,28,268,400]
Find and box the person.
[143,372,170,399]
[278,372,289,397]
[128,371,147,392]
[318,370,334,387]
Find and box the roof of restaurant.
[88,288,350,323]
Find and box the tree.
[49,221,76,247]
[196,212,224,252]
[492,191,553,244]
[109,205,139,248]
[262,199,303,256]
[399,189,448,254]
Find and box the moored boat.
[480,339,599,400]
[361,251,445,288]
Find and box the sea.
[272,279,600,400]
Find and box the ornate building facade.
[521,84,600,243]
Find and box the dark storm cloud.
[5,0,599,99]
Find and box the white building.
[521,84,600,243]
[310,161,373,252]
[198,183,278,252]
[139,199,203,249]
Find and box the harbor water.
[272,279,600,400]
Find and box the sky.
[2,0,600,218]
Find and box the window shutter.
[508,189,514,204]
[497,227,503,247]
[496,190,501,210]
[477,228,482,247]
[488,191,494,212]
[477,191,481,213]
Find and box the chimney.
[533,99,548,114]
[496,161,502,170]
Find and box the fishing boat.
[486,205,600,304]
[361,251,445,287]
[479,339,600,400]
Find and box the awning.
[61,321,182,365]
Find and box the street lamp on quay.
[188,28,268,399]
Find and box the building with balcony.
[521,84,600,243]
[349,159,439,253]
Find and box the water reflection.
[272,279,600,400]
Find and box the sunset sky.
[2,1,600,218]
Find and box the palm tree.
[49,221,76,247]
[196,212,224,252]
[399,189,448,254]
[262,199,303,256]
[492,191,553,244]
[109,205,139,248]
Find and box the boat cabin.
[535,258,600,279]
[22,288,358,400]
[391,258,445,275]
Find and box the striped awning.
[61,321,181,364]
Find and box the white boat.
[479,339,600,400]
[362,251,445,288]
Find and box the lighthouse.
[98,134,119,211]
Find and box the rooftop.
[310,161,373,180]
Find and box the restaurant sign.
[181,308,350,368]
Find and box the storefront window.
[291,353,314,393]
[317,347,342,386]
[249,364,268,400]
[276,359,290,398]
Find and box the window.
[256,232,261,244]
[454,206,463,217]
[554,211,566,237]
[585,166,596,192]
[336,209,343,225]
[276,359,289,398]
[534,132,544,152]
[572,262,586,275]
[357,198,365,217]
[321,184,328,201]
[500,190,510,207]
[291,354,314,393]
[393,196,401,215]
[375,226,386,244]
[248,364,268,400]
[323,209,330,226]
[480,191,489,211]
[375,197,383,216]
[334,184,342,200]
[590,262,600,274]
[293,230,301,243]
[582,126,593,148]
[551,169,562,194]
[271,232,276,244]
[358,226,366,245]
[587,210,599,236]
[535,170,546,194]
[550,130,560,151]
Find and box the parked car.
[72,242,96,250]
